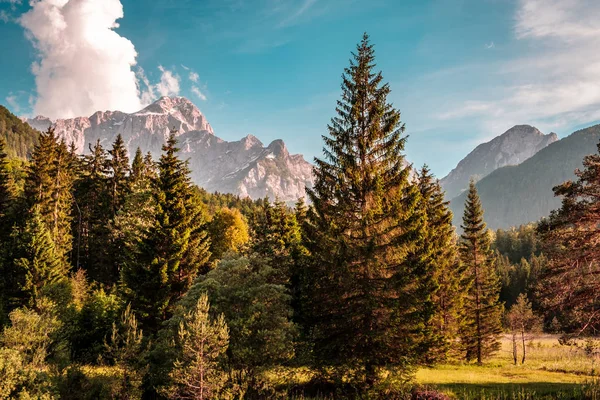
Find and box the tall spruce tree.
[106,134,130,218]
[12,206,67,307]
[122,132,210,331]
[23,128,75,261]
[417,165,465,361]
[459,180,502,364]
[74,140,111,281]
[304,34,433,387]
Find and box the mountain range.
[448,124,600,230]
[24,97,314,202]
[6,96,600,229]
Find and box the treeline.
[0,33,597,399]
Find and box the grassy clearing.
[417,334,599,399]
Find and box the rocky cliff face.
[440,125,558,199]
[24,97,313,202]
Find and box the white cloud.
[189,71,199,83]
[19,0,144,119]
[191,86,207,101]
[156,65,180,97]
[0,10,9,22]
[485,42,495,49]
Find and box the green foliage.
[208,207,250,261]
[11,207,67,308]
[23,128,76,261]
[121,133,211,331]
[104,304,145,398]
[459,181,503,364]
[0,299,61,399]
[70,288,121,363]
[0,105,39,159]
[161,294,229,400]
[538,139,600,334]
[506,294,542,365]
[185,254,296,377]
[304,33,433,388]
[417,165,465,362]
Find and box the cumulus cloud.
[437,0,600,136]
[19,0,144,119]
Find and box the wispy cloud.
[191,86,207,101]
[189,71,199,83]
[435,0,600,137]
[5,94,19,113]
[485,41,495,49]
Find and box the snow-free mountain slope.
[441,125,558,199]
[23,97,313,202]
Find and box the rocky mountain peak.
[440,124,558,199]
[22,96,313,203]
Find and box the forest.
[1,34,600,400]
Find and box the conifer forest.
[2,34,600,400]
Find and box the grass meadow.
[415,334,600,399]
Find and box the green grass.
[416,334,599,399]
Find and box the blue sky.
[2,0,600,177]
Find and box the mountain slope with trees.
[450,124,600,229]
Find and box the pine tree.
[73,140,110,278]
[160,294,229,400]
[304,34,433,387]
[459,180,502,364]
[130,147,145,187]
[12,207,67,307]
[538,140,600,333]
[122,132,211,330]
[23,128,75,261]
[417,165,465,361]
[106,134,131,218]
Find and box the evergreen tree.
[106,134,130,218]
[304,34,433,387]
[130,147,145,186]
[0,136,14,228]
[122,133,211,330]
[23,128,75,261]
[160,294,229,400]
[417,165,465,361]
[73,140,111,281]
[459,180,502,364]
[12,207,67,307]
[538,140,600,333]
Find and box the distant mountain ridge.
[450,124,600,230]
[441,125,558,199]
[23,97,313,202]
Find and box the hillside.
[450,124,600,230]
[441,125,557,199]
[0,105,39,158]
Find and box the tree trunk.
[512,333,518,365]
[521,327,526,364]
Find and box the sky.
[2,0,600,178]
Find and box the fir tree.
[304,34,433,387]
[122,132,211,330]
[417,165,465,361]
[12,207,67,307]
[160,294,229,400]
[459,180,502,364]
[23,128,75,261]
[73,140,112,282]
[106,134,131,218]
